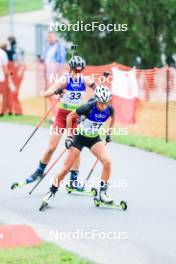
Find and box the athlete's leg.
[68,119,81,188]
[54,147,80,186]
[11,132,62,189]
[41,147,81,206]
[90,141,111,183]
[41,132,62,164]
[90,141,113,203]
[26,132,62,183]
[69,154,81,189]
[70,155,80,171]
[43,147,80,203]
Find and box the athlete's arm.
[107,115,115,133]
[66,103,93,136]
[66,111,79,136]
[41,76,66,97]
[106,106,115,142]
[108,106,115,130]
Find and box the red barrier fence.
[0,61,175,141]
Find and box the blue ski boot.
[68,170,82,191]
[11,161,47,190]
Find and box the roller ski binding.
[66,170,97,196]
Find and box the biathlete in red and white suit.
[11,56,96,190]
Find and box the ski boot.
[11,161,46,190]
[65,171,98,196]
[39,185,58,211]
[99,182,114,204]
[28,161,46,182]
[93,181,127,210]
[66,170,82,192]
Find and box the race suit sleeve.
[109,105,115,117]
[76,102,93,116]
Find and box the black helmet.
[69,56,86,71]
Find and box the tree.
[53,0,176,68]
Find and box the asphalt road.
[0,122,176,264]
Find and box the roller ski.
[94,197,127,210]
[66,185,98,196]
[93,183,127,210]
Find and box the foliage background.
[54,0,176,68]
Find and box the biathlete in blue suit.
[41,85,116,207]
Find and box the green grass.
[0,0,43,16]
[0,114,51,128]
[0,114,176,160]
[0,242,93,264]
[113,133,176,160]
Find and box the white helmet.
[69,56,86,71]
[95,85,112,103]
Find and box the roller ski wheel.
[11,182,19,190]
[94,198,101,207]
[120,200,127,211]
[91,187,98,196]
[66,184,72,193]
[93,198,127,210]
[11,181,27,190]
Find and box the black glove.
[65,136,73,149]
[54,88,64,95]
[105,133,112,143]
[103,71,110,78]
[89,82,96,89]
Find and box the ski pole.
[81,142,108,191]
[29,148,67,195]
[19,101,57,152]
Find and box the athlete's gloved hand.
[54,88,64,95]
[105,133,112,143]
[65,136,74,149]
